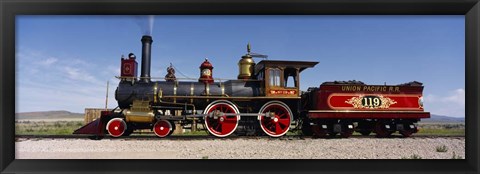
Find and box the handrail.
[115,76,263,82]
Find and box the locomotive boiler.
[74,35,430,139]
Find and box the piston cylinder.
[125,110,155,123]
[124,100,154,123]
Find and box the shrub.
[436,145,448,152]
[75,122,84,127]
[402,154,422,159]
[451,152,463,159]
[53,122,62,128]
[25,128,34,133]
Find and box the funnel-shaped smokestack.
[140,35,153,82]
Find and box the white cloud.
[70,58,90,66]
[63,66,102,85]
[16,49,117,113]
[40,57,58,66]
[442,89,465,105]
[423,88,465,117]
[64,67,83,79]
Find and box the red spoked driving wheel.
[153,120,172,138]
[258,101,292,137]
[106,118,127,137]
[204,100,240,137]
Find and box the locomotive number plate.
[361,96,382,108]
[327,93,423,110]
[346,95,397,109]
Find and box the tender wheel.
[312,125,328,138]
[374,121,393,138]
[153,120,172,138]
[357,120,374,136]
[399,122,417,138]
[204,100,240,137]
[106,118,127,137]
[400,130,414,137]
[258,101,292,137]
[301,119,314,136]
[340,122,354,138]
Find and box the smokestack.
[140,35,153,83]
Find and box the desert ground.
[16,137,464,159]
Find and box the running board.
[157,112,271,121]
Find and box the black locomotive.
[74,35,429,138]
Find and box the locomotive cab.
[254,60,318,97]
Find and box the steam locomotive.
[74,35,430,138]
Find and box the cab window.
[285,75,296,88]
[269,68,281,87]
[284,68,298,88]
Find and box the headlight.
[418,96,424,107]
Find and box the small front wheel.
[153,120,173,138]
[106,118,127,137]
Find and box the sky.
[16,15,465,117]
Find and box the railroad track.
[15,134,465,140]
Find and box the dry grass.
[15,120,84,135]
[416,123,465,136]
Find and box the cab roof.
[254,60,319,74]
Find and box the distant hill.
[16,110,83,120]
[421,114,465,123]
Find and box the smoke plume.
[134,15,155,36]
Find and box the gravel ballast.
[15,137,464,159]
